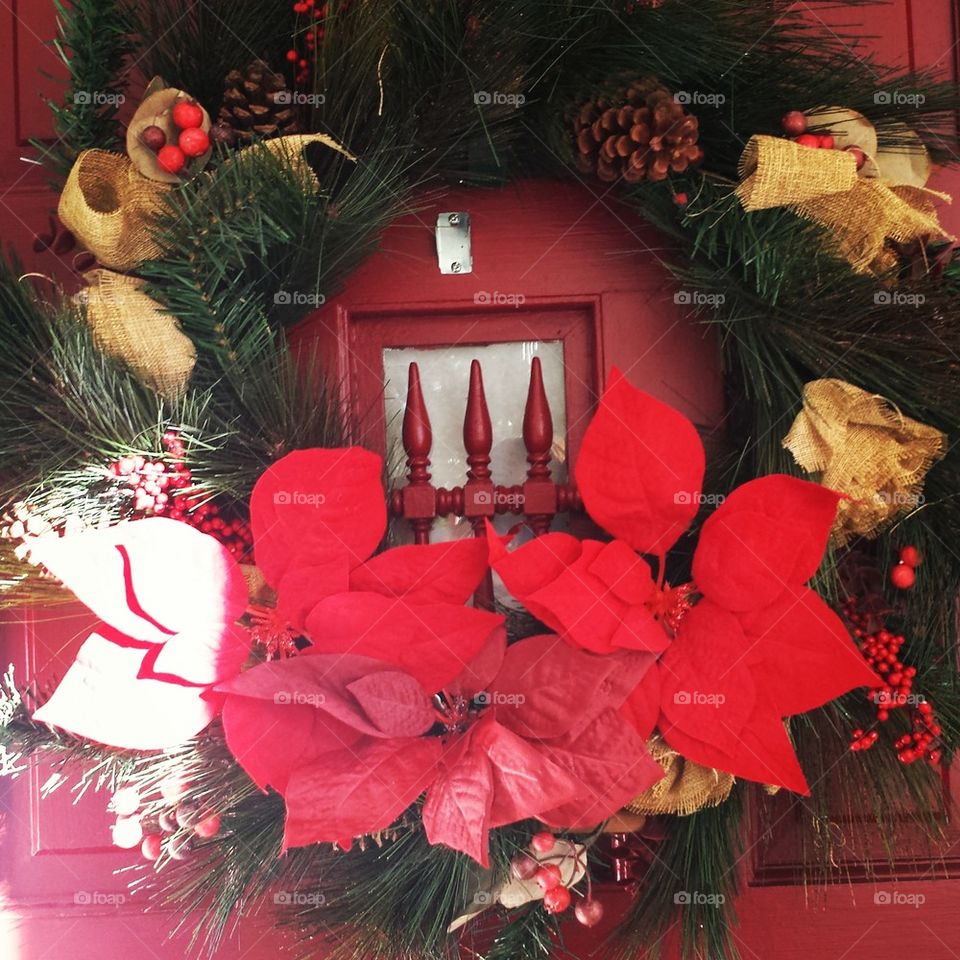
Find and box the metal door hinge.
[436,212,472,274]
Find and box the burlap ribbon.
[737,135,951,274]
[58,150,171,271]
[626,737,734,816]
[784,379,946,544]
[80,269,196,399]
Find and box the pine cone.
[216,60,301,146]
[573,77,703,183]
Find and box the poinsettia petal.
[422,735,495,867]
[491,635,657,740]
[740,586,880,716]
[350,539,488,604]
[448,626,507,701]
[33,632,218,750]
[250,448,386,586]
[693,476,842,612]
[622,661,662,739]
[489,531,666,655]
[537,708,663,829]
[575,368,706,554]
[29,519,246,643]
[150,622,250,686]
[283,737,442,850]
[660,696,810,794]
[305,592,503,693]
[346,672,436,737]
[472,719,582,831]
[274,556,351,631]
[657,602,757,756]
[220,693,362,793]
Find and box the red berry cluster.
[107,430,253,561]
[109,777,221,863]
[780,110,866,170]
[287,1,353,86]
[509,831,604,926]
[141,99,210,176]
[842,594,942,766]
[890,544,921,590]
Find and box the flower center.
[434,692,483,733]
[646,581,697,637]
[247,604,300,659]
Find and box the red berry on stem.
[844,146,866,170]
[543,885,571,914]
[511,853,540,881]
[194,814,221,839]
[575,898,605,927]
[172,99,204,130]
[890,563,916,590]
[157,144,186,174]
[179,127,210,158]
[900,545,922,567]
[111,786,141,817]
[141,834,163,861]
[673,192,688,206]
[535,864,563,891]
[818,134,835,150]
[530,830,556,854]
[140,125,167,152]
[111,815,143,849]
[781,110,807,137]
[795,133,820,149]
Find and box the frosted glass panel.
[383,341,567,492]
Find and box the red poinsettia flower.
[30,519,249,750]
[217,628,661,866]
[490,369,880,793]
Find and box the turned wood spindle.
[400,362,436,544]
[522,356,557,535]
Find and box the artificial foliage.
[2,3,960,960]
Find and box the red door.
[2,3,959,959]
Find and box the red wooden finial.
[463,359,493,480]
[401,362,436,543]
[402,362,432,484]
[523,356,553,482]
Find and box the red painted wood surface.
[1,3,959,959]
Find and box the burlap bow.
[737,135,951,275]
[784,379,946,544]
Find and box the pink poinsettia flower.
[30,518,249,750]
[217,627,661,866]
[490,369,880,793]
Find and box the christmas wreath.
[2,3,960,960]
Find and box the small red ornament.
[156,144,186,174]
[543,885,572,914]
[795,133,820,149]
[890,563,916,590]
[140,125,167,152]
[179,127,210,158]
[673,192,688,206]
[574,898,604,927]
[141,833,163,861]
[818,134,835,150]
[899,545,922,567]
[781,110,807,137]
[530,830,556,854]
[194,813,222,838]
[844,146,867,170]
[172,99,204,130]
[535,863,563,891]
